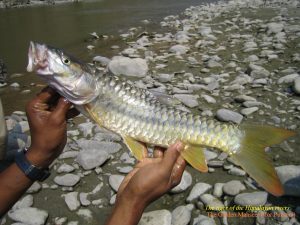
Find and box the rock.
[8,207,48,225]
[193,215,216,225]
[235,95,256,103]
[216,109,243,124]
[57,163,75,173]
[206,60,222,68]
[108,56,148,77]
[10,82,20,88]
[26,182,41,194]
[213,183,224,198]
[54,174,80,187]
[171,205,193,225]
[278,73,299,84]
[64,192,80,211]
[242,101,264,108]
[228,167,246,176]
[276,165,300,196]
[245,55,259,62]
[267,22,284,34]
[76,148,110,170]
[234,192,268,206]
[202,94,216,104]
[138,210,171,225]
[77,140,122,154]
[78,122,95,137]
[247,64,270,78]
[79,193,90,206]
[109,175,125,192]
[186,183,212,202]
[93,56,111,66]
[117,166,133,174]
[174,94,199,108]
[240,107,259,116]
[59,151,79,159]
[204,150,218,161]
[157,73,174,83]
[12,195,33,210]
[77,209,93,221]
[199,194,224,209]
[223,180,246,196]
[293,76,300,94]
[169,45,189,54]
[171,171,192,193]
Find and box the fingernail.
[175,141,183,152]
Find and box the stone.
[59,151,79,159]
[77,140,122,154]
[186,183,212,202]
[157,73,174,83]
[77,122,95,137]
[57,163,75,173]
[79,192,90,206]
[10,82,20,88]
[171,205,193,225]
[293,76,300,94]
[228,167,246,176]
[223,180,246,196]
[240,107,259,116]
[199,194,224,209]
[109,175,125,192]
[206,60,222,68]
[216,109,243,124]
[174,94,199,108]
[213,183,224,198]
[26,182,41,194]
[267,22,284,34]
[171,171,192,193]
[193,215,216,225]
[202,94,216,104]
[245,55,259,62]
[278,73,299,84]
[12,195,33,210]
[77,209,93,220]
[94,132,121,142]
[54,174,80,187]
[64,192,80,211]
[169,45,189,54]
[138,209,171,225]
[247,64,270,78]
[204,150,218,161]
[235,95,256,103]
[276,165,300,196]
[108,56,148,77]
[93,56,111,66]
[234,192,268,206]
[76,148,110,170]
[199,26,212,36]
[8,207,48,225]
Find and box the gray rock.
[204,150,218,161]
[54,174,80,187]
[235,95,256,103]
[234,192,268,206]
[278,73,300,84]
[267,22,284,34]
[202,94,216,104]
[109,175,125,192]
[76,209,93,220]
[26,182,41,194]
[77,122,95,137]
[77,140,122,154]
[213,183,224,198]
[199,194,224,209]
[240,107,259,116]
[79,192,90,206]
[242,101,264,108]
[8,207,48,225]
[247,64,270,78]
[186,183,212,202]
[76,148,110,170]
[171,205,193,225]
[293,76,300,94]
[93,56,111,67]
[193,215,216,225]
[171,171,192,193]
[216,109,243,124]
[174,94,199,108]
[138,209,171,225]
[64,192,80,211]
[169,45,189,55]
[206,60,222,68]
[57,163,75,174]
[12,195,33,210]
[223,180,246,196]
[59,151,79,159]
[228,167,246,176]
[157,73,174,83]
[276,165,300,196]
[245,55,259,62]
[199,26,212,36]
[108,56,148,77]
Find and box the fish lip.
[27,41,50,74]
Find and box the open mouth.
[27,41,50,75]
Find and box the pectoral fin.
[122,136,147,161]
[181,144,208,172]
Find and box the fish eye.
[62,55,70,65]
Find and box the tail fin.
[231,124,296,196]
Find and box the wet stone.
[186,182,212,202]
[8,207,48,225]
[216,109,243,124]
[54,174,80,187]
[223,180,246,196]
[171,205,193,225]
[234,192,268,206]
[276,165,300,197]
[109,174,125,192]
[138,209,171,225]
[63,192,80,211]
[171,171,192,193]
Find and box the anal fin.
[122,136,147,161]
[181,144,208,172]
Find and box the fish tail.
[231,124,296,196]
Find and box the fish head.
[27,41,98,104]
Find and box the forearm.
[105,196,146,225]
[0,163,33,216]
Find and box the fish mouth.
[27,41,51,75]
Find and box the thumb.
[51,97,72,121]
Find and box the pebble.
[186,182,212,202]
[277,73,299,84]
[235,95,257,103]
[247,64,270,78]
[57,163,75,173]
[63,192,80,211]
[77,209,93,220]
[213,183,224,198]
[276,165,300,196]
[171,205,193,225]
[59,151,79,159]
[26,182,41,194]
[8,207,48,225]
[223,180,246,196]
[169,45,189,54]
[228,167,246,176]
[108,56,148,77]
[77,140,122,154]
[192,215,216,225]
[199,194,224,208]
[240,107,259,116]
[234,191,268,206]
[293,76,300,94]
[54,174,80,187]
[202,94,216,104]
[138,209,171,225]
[76,148,110,170]
[79,193,90,206]
[93,56,111,66]
[12,195,33,210]
[10,82,20,88]
[174,94,199,108]
[216,109,243,124]
[157,73,174,83]
[171,171,192,193]
[109,174,125,192]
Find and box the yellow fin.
[122,136,147,161]
[231,124,296,196]
[181,144,208,172]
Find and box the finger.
[66,107,80,119]
[135,158,161,168]
[153,146,164,158]
[35,86,57,103]
[170,156,186,188]
[140,142,148,159]
[51,97,72,122]
[162,141,184,172]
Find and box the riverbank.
[0,0,80,9]
[1,0,300,224]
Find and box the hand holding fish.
[26,87,79,168]
[105,142,186,225]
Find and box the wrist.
[25,147,55,169]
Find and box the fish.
[27,41,296,196]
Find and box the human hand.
[25,87,79,168]
[117,142,186,209]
